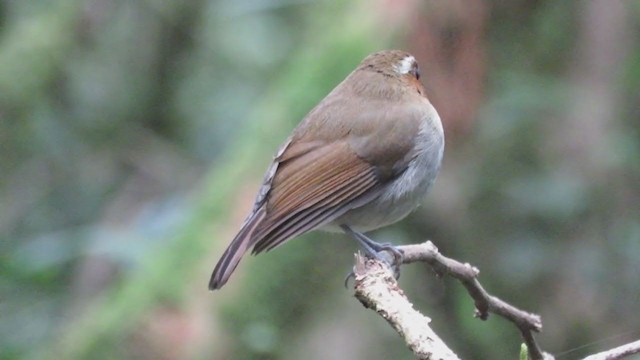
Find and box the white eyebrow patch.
[394,55,415,75]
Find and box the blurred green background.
[1,0,639,359]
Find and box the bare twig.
[582,339,640,360]
[354,240,553,360]
[399,241,547,360]
[353,253,460,360]
[354,241,640,360]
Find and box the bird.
[209,49,444,290]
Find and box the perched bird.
[210,50,444,290]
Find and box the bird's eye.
[410,66,420,80]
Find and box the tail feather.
[209,207,266,290]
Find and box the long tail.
[209,207,266,290]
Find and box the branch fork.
[353,240,549,359]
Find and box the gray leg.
[340,224,404,264]
[340,225,404,286]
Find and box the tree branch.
[353,240,552,360]
[353,240,640,360]
[582,339,640,360]
[353,253,460,360]
[399,241,548,359]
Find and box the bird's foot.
[340,225,404,287]
[370,242,404,267]
[344,271,355,288]
[343,247,403,289]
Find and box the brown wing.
[251,140,380,254]
[209,138,381,290]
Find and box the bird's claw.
[343,248,402,289]
[344,270,355,288]
[377,243,404,266]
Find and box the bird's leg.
[340,225,404,264]
[340,225,404,283]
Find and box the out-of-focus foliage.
[1,0,639,359]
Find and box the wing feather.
[250,141,379,253]
[252,168,378,254]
